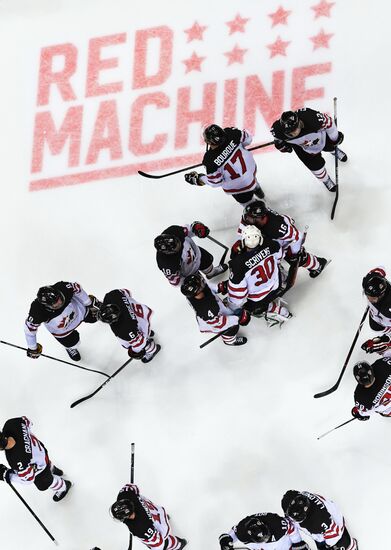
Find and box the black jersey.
[188,285,220,321]
[27,281,75,325]
[354,357,391,413]
[229,235,281,283]
[156,225,201,285]
[368,281,391,330]
[3,417,34,473]
[202,127,243,173]
[234,513,291,544]
[117,485,155,538]
[271,109,324,141]
[103,289,139,340]
[297,493,335,536]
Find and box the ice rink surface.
[0,1,390,548]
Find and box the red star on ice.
[226,14,249,35]
[311,0,335,18]
[182,51,206,73]
[268,6,291,27]
[184,21,207,42]
[310,28,333,49]
[224,44,247,65]
[267,36,290,58]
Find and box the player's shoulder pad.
[55,281,77,301]
[162,225,186,241]
[28,300,51,323]
[224,127,242,142]
[297,108,324,131]
[103,289,122,306]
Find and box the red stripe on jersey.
[248,289,270,300]
[224,174,257,195]
[207,172,222,180]
[206,317,227,330]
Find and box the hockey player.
[271,108,347,192]
[181,272,250,346]
[281,490,358,549]
[110,483,187,550]
[184,124,265,205]
[219,512,308,550]
[351,357,391,420]
[0,416,71,502]
[154,221,227,287]
[238,201,328,278]
[24,282,101,361]
[360,268,391,356]
[228,225,292,325]
[99,289,160,363]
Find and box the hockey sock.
[301,252,320,272]
[312,166,331,184]
[49,475,65,494]
[144,339,157,358]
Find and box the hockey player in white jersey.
[219,512,308,550]
[181,272,250,346]
[0,416,72,502]
[271,108,347,192]
[360,268,391,357]
[110,483,187,550]
[281,490,358,549]
[184,125,265,205]
[351,357,391,420]
[99,288,160,363]
[228,225,292,325]
[155,221,227,287]
[24,281,101,361]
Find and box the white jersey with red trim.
[200,127,258,195]
[3,417,49,485]
[228,237,283,308]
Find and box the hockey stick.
[284,226,308,292]
[199,328,232,349]
[128,443,135,550]
[313,306,369,398]
[317,418,356,440]
[137,141,274,179]
[331,97,339,220]
[206,235,229,266]
[70,358,132,408]
[0,340,109,378]
[6,479,58,544]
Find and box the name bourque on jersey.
[104,289,152,352]
[354,357,391,416]
[24,281,91,346]
[3,417,48,483]
[228,236,282,306]
[201,127,257,195]
[187,283,239,334]
[271,108,338,155]
[292,492,344,546]
[156,226,201,286]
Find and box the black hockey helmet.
[362,272,387,298]
[154,234,182,255]
[99,303,121,324]
[243,517,270,543]
[243,200,267,224]
[0,431,8,451]
[203,124,226,146]
[353,361,375,386]
[37,286,65,310]
[281,490,310,523]
[110,499,135,522]
[280,111,299,135]
[181,272,206,298]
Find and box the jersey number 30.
[251,257,275,286]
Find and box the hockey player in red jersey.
[110,483,187,550]
[24,281,101,361]
[0,416,72,502]
[219,511,308,550]
[281,490,358,549]
[184,124,265,205]
[238,201,329,278]
[181,272,250,346]
[99,288,161,363]
[271,108,347,192]
[351,358,391,420]
[360,267,391,357]
[154,221,227,287]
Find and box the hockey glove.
[27,343,43,359]
[332,131,344,145]
[351,406,370,421]
[219,534,234,550]
[361,334,391,354]
[87,295,103,321]
[239,309,251,326]
[191,221,210,238]
[127,347,146,360]
[0,464,11,482]
[274,139,292,153]
[185,171,205,186]
[217,280,228,295]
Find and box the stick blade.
[313,387,337,399]
[137,170,162,179]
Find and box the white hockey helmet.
[241,225,263,249]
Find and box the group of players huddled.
[3,108,391,549]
